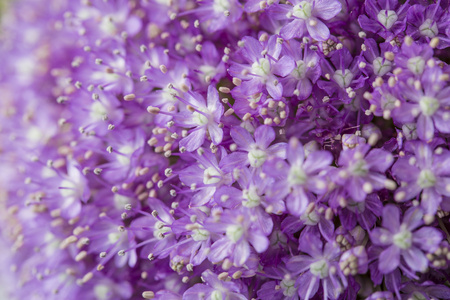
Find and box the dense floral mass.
[0,0,450,299]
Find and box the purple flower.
[317,48,366,102]
[184,270,247,300]
[220,125,287,170]
[360,39,396,79]
[406,3,450,49]
[280,40,321,99]
[400,281,450,300]
[192,0,243,33]
[229,35,294,100]
[391,66,450,141]
[174,85,224,152]
[257,274,299,299]
[206,209,270,266]
[214,167,277,234]
[393,39,433,76]
[335,144,395,202]
[269,0,342,41]
[370,204,442,274]
[263,137,332,216]
[392,142,450,216]
[287,232,347,300]
[357,0,410,40]
[337,193,383,230]
[177,146,233,206]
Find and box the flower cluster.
[0,0,449,299]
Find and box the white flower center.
[154,222,171,240]
[59,179,78,198]
[90,101,108,121]
[26,126,44,143]
[288,166,307,185]
[393,227,412,249]
[407,57,425,75]
[292,60,307,79]
[402,123,417,140]
[94,284,110,300]
[193,109,210,126]
[417,169,436,189]
[251,58,270,77]
[381,93,398,111]
[350,159,368,177]
[301,210,320,225]
[108,232,122,244]
[419,96,439,117]
[99,15,118,36]
[154,0,172,5]
[117,145,135,165]
[242,187,261,208]
[280,278,297,297]
[372,57,392,76]
[211,290,223,300]
[226,224,244,242]
[377,10,398,29]
[292,1,313,19]
[333,69,354,88]
[162,86,179,102]
[192,228,210,241]
[310,259,329,278]
[248,148,268,168]
[199,65,217,81]
[213,0,230,13]
[419,19,438,38]
[203,166,221,185]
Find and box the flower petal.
[378,245,400,274]
[402,246,428,272]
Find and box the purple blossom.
[335,144,395,202]
[269,0,342,41]
[392,142,450,216]
[206,209,270,266]
[263,137,332,216]
[357,0,410,40]
[229,35,294,100]
[174,85,224,152]
[287,232,347,300]
[192,0,243,33]
[370,204,442,274]
[220,125,287,170]
[183,270,247,300]
[280,40,321,99]
[391,66,450,141]
[406,3,450,49]
[317,48,366,102]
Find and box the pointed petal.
[313,0,341,19]
[417,114,435,141]
[255,125,275,149]
[402,247,428,272]
[248,231,269,253]
[180,127,206,152]
[230,126,254,150]
[306,19,330,41]
[208,123,223,145]
[378,245,400,274]
[381,205,400,231]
